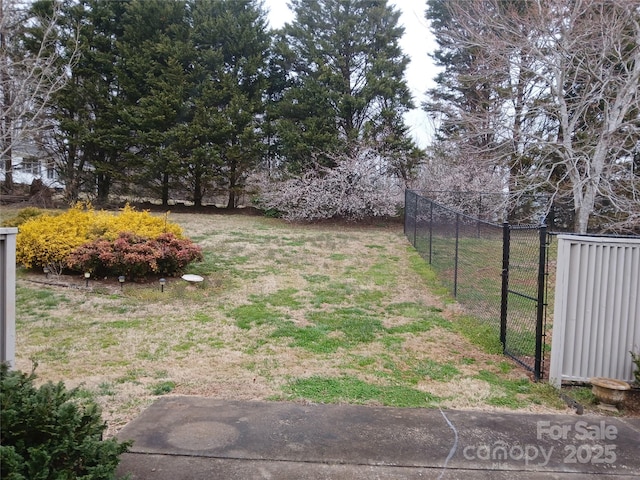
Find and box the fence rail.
[404,190,548,380]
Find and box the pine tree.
[117,0,191,206]
[188,0,269,208]
[274,0,415,173]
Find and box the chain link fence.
[405,190,549,379]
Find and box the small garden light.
[43,266,50,278]
[84,272,90,287]
[159,278,166,293]
[118,275,125,290]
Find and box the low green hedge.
[0,363,131,479]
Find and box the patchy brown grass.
[11,210,574,437]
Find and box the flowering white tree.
[252,144,404,221]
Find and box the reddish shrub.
[67,232,203,279]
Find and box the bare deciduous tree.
[430,0,640,233]
[0,0,76,194]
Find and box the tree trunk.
[161,171,169,207]
[2,145,12,194]
[226,187,236,209]
[226,161,237,209]
[96,172,111,204]
[63,144,80,203]
[193,170,202,208]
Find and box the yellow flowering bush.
[16,204,95,272]
[16,203,188,275]
[91,204,183,240]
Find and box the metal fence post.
[428,200,433,264]
[454,213,460,297]
[413,192,418,248]
[534,225,548,381]
[404,189,408,236]
[500,222,510,349]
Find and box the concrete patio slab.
[116,396,640,479]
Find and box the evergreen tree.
[188,0,269,208]
[274,0,415,173]
[116,0,191,206]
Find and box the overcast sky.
[264,0,439,148]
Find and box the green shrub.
[67,232,203,279]
[0,363,131,480]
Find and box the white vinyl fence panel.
[549,235,640,387]
[1,227,18,367]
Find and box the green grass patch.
[173,341,195,352]
[380,335,404,350]
[193,312,215,323]
[249,288,302,309]
[310,282,354,306]
[474,370,564,409]
[187,251,220,276]
[384,302,442,318]
[386,318,451,335]
[354,289,387,306]
[351,355,377,368]
[97,382,116,396]
[35,345,69,363]
[116,369,146,384]
[230,303,288,329]
[271,322,345,353]
[364,260,397,287]
[415,360,461,382]
[282,375,441,407]
[16,286,70,318]
[150,380,175,395]
[108,319,143,329]
[307,308,384,344]
[406,247,451,299]
[454,316,503,354]
[271,307,386,353]
[303,274,331,284]
[563,386,596,406]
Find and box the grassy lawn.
[7,208,567,437]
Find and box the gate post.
[500,222,510,349]
[404,189,408,236]
[534,225,548,381]
[1,227,18,368]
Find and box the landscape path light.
[84,272,90,287]
[43,266,50,278]
[159,278,166,293]
[118,275,125,290]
